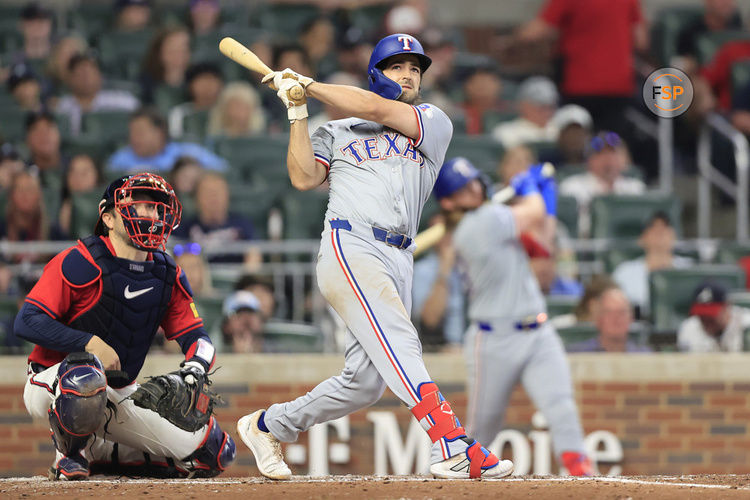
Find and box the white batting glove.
[276,78,308,122]
[262,68,314,91]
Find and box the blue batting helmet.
[433,157,482,199]
[368,33,432,100]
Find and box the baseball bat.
[413,163,556,257]
[219,37,305,103]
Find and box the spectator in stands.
[57,154,101,238]
[114,0,153,32]
[169,155,204,197]
[696,39,750,114]
[0,171,50,252]
[492,76,560,148]
[567,286,651,352]
[44,34,88,95]
[334,29,372,81]
[544,104,593,166]
[206,82,266,138]
[235,274,277,321]
[412,213,465,351]
[17,2,54,65]
[384,2,427,36]
[140,26,191,105]
[0,276,35,355]
[307,72,361,134]
[459,65,507,135]
[300,17,336,78]
[7,63,42,111]
[55,52,140,135]
[678,281,750,352]
[219,290,265,353]
[168,62,224,138]
[173,242,217,299]
[559,131,646,237]
[25,111,66,183]
[188,0,221,36]
[172,172,256,263]
[612,211,692,318]
[108,107,227,172]
[731,79,750,137]
[266,44,318,129]
[516,0,647,137]
[497,145,535,186]
[674,0,742,74]
[0,144,26,191]
[419,30,460,117]
[552,275,619,329]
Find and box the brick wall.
[2,353,750,477]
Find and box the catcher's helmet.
[368,33,432,100]
[433,157,482,200]
[94,173,182,251]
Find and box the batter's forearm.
[307,82,380,121]
[287,120,326,190]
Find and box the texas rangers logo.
[398,36,413,51]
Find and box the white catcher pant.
[24,362,211,467]
[464,321,586,457]
[265,220,472,463]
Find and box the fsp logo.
[642,67,693,118]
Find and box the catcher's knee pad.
[49,352,107,455]
[410,381,467,444]
[184,417,236,477]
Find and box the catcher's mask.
[94,173,182,251]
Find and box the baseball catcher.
[17,173,235,480]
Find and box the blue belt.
[479,313,548,332]
[330,219,412,250]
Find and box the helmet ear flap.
[367,66,403,100]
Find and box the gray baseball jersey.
[452,202,586,461]
[265,104,483,465]
[453,204,546,321]
[310,103,452,237]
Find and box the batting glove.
[276,78,308,122]
[529,163,557,216]
[262,68,314,91]
[509,170,540,198]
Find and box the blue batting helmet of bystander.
[433,157,482,199]
[368,33,432,100]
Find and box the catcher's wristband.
[288,103,308,122]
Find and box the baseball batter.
[17,174,235,480]
[433,159,592,476]
[237,34,513,480]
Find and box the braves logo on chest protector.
[68,236,176,386]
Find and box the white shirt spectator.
[492,117,559,148]
[56,90,140,135]
[677,306,750,352]
[612,256,693,315]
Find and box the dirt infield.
[4,475,750,499]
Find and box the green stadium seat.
[262,321,324,353]
[81,110,132,144]
[69,1,115,39]
[557,323,598,348]
[280,189,329,240]
[482,111,518,133]
[98,29,154,80]
[590,194,681,240]
[213,135,289,183]
[650,7,703,65]
[63,136,114,165]
[181,110,209,141]
[445,134,504,179]
[649,265,746,332]
[70,190,104,239]
[556,195,578,238]
[229,182,285,239]
[696,30,750,65]
[194,296,225,333]
[545,295,578,319]
[42,185,62,223]
[729,290,750,309]
[153,85,186,116]
[715,240,750,264]
[252,4,321,36]
[347,4,392,40]
[0,107,29,143]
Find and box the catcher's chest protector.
[70,236,176,384]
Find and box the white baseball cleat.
[430,442,514,479]
[237,410,292,480]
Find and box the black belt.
[330,219,412,250]
[479,313,548,332]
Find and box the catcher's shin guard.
[183,417,236,477]
[411,382,501,479]
[49,353,107,457]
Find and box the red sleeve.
[701,44,732,89]
[540,0,567,28]
[161,266,204,339]
[630,0,642,24]
[25,243,99,321]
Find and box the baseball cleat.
[561,451,594,477]
[237,410,291,480]
[50,453,90,481]
[430,442,513,479]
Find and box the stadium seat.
[213,135,289,183]
[81,110,132,144]
[280,189,329,240]
[590,194,681,240]
[347,4,393,40]
[42,185,62,223]
[545,295,579,319]
[556,195,579,238]
[98,29,154,80]
[229,182,285,239]
[251,3,321,36]
[649,7,703,65]
[445,134,504,179]
[69,1,114,39]
[696,30,750,65]
[715,241,750,265]
[262,321,324,353]
[153,85,185,116]
[63,136,114,165]
[0,107,29,143]
[70,191,104,239]
[649,265,746,332]
[181,110,209,141]
[557,323,598,347]
[482,111,518,133]
[194,296,225,333]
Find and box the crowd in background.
[0,0,749,355]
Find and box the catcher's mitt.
[128,368,220,432]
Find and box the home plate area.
[3,475,750,499]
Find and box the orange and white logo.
[642,67,693,118]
